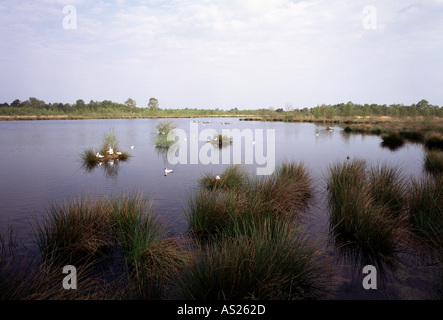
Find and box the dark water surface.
[0,118,439,299]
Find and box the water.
[0,118,439,299]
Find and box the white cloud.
[0,0,442,108]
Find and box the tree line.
[1,97,442,119]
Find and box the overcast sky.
[0,0,442,110]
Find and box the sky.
[0,0,442,110]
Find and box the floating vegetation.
[381,131,405,151]
[424,131,443,151]
[81,129,131,168]
[155,120,177,149]
[207,133,232,149]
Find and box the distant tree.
[325,106,336,120]
[124,98,137,109]
[148,98,159,111]
[342,101,354,118]
[24,97,46,109]
[75,99,86,109]
[11,99,22,108]
[275,108,284,113]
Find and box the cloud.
[0,0,442,108]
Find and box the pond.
[0,117,439,299]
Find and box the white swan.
[107,148,114,155]
[164,168,173,175]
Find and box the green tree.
[148,98,159,111]
[124,98,137,109]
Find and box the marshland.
[1,114,443,300]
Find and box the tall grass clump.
[198,165,249,190]
[155,120,177,149]
[326,159,407,255]
[209,133,232,149]
[408,173,443,244]
[367,163,408,215]
[188,162,313,237]
[177,218,331,300]
[81,129,131,167]
[34,196,114,266]
[1,227,106,299]
[424,150,443,174]
[399,130,424,142]
[32,191,193,299]
[108,192,166,264]
[424,131,443,151]
[381,131,405,150]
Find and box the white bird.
[116,152,122,155]
[131,145,134,150]
[316,133,319,136]
[164,168,173,175]
[96,152,104,158]
[107,148,114,155]
[215,174,221,180]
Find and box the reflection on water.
[0,118,439,299]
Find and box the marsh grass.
[81,130,131,167]
[327,159,408,255]
[408,173,443,244]
[188,162,313,237]
[34,196,114,266]
[367,163,408,215]
[209,133,232,149]
[381,131,405,150]
[1,227,107,299]
[29,191,196,299]
[424,150,443,174]
[424,131,443,151]
[155,120,177,149]
[198,165,249,190]
[177,218,331,300]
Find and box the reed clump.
[188,161,313,236]
[326,159,408,255]
[154,120,177,149]
[208,133,232,148]
[424,150,443,174]
[34,196,114,266]
[81,130,131,167]
[177,216,331,300]
[408,173,443,245]
[381,131,405,150]
[31,191,194,299]
[198,165,249,190]
[181,161,331,300]
[424,131,443,151]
